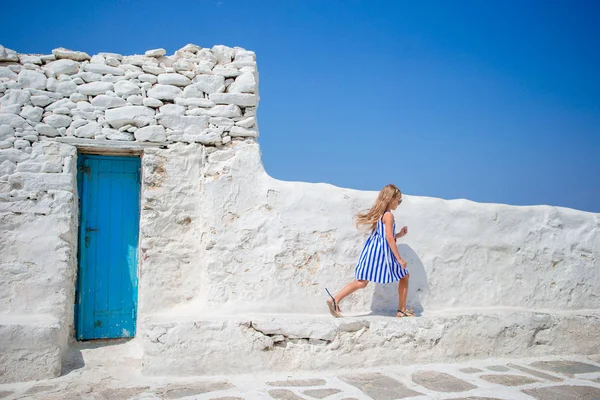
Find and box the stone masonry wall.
[0,43,260,382]
[0,44,259,148]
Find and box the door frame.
[74,151,142,341]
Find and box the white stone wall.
[0,44,259,149]
[0,43,260,383]
[146,140,598,318]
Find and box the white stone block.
[0,67,17,79]
[143,98,163,108]
[145,48,166,57]
[19,54,42,65]
[79,72,102,82]
[190,75,225,94]
[235,117,256,129]
[103,128,134,141]
[147,84,183,101]
[127,95,144,106]
[34,123,60,137]
[90,94,126,109]
[83,63,125,76]
[52,47,91,61]
[211,45,235,64]
[74,121,100,138]
[46,98,76,112]
[179,43,201,53]
[209,93,257,107]
[114,80,141,97]
[135,125,166,142]
[158,115,209,132]
[195,104,242,118]
[228,125,258,138]
[105,106,155,128]
[139,73,158,83]
[0,113,27,129]
[142,65,165,75]
[212,65,241,78]
[69,93,87,103]
[0,45,19,62]
[55,80,78,96]
[159,104,186,116]
[227,72,257,93]
[43,114,71,128]
[157,73,191,87]
[20,106,43,123]
[44,59,79,76]
[17,69,47,90]
[78,82,114,95]
[0,89,31,107]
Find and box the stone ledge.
[139,309,600,377]
[0,315,67,383]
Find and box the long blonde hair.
[355,184,401,232]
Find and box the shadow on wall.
[370,244,429,316]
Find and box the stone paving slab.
[459,367,484,374]
[479,374,539,386]
[506,364,564,382]
[268,389,305,400]
[530,360,600,376]
[485,365,511,372]
[412,370,477,392]
[340,373,423,399]
[302,388,342,398]
[523,384,600,399]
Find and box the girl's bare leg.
[334,280,368,305]
[397,273,414,316]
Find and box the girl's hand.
[396,226,408,239]
[399,258,407,269]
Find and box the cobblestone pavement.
[1,353,599,399]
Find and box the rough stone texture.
[340,373,422,399]
[141,310,600,376]
[523,385,600,399]
[530,360,600,376]
[412,370,477,392]
[479,374,539,386]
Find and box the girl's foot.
[325,288,342,318]
[327,299,341,318]
[396,309,416,318]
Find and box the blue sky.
[2,0,599,212]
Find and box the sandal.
[397,309,415,318]
[325,288,342,318]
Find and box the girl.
[326,184,413,318]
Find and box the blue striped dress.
[355,211,408,283]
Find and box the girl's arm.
[383,212,407,269]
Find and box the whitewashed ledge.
[140,308,600,376]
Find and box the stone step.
[0,315,67,383]
[139,307,600,377]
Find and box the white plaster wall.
[139,140,599,319]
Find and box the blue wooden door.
[76,154,140,340]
